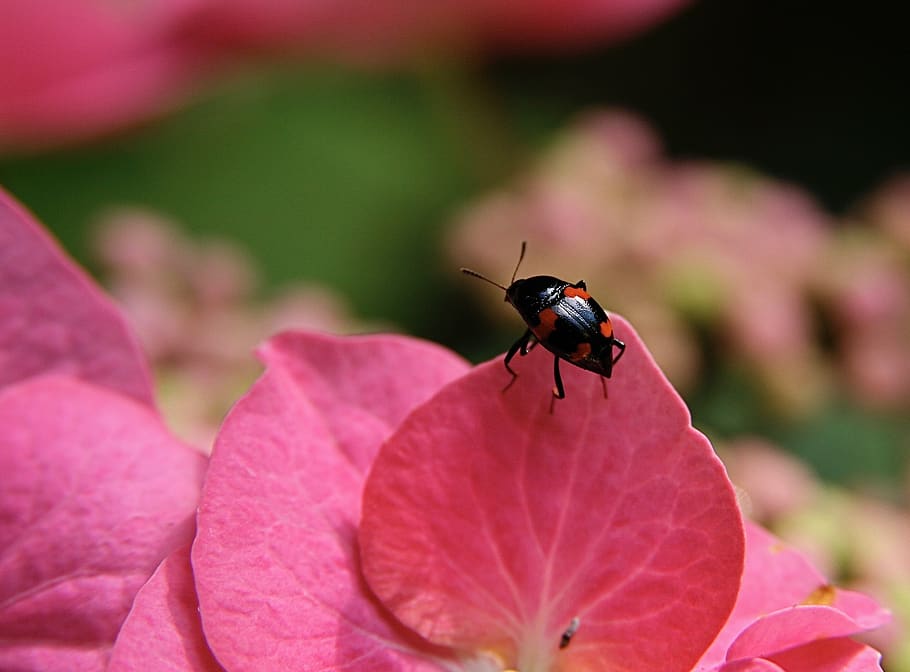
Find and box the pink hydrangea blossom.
[816,182,910,409]
[108,319,887,671]
[0,185,888,670]
[0,187,207,670]
[90,207,377,449]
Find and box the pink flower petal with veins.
[360,315,744,672]
[108,546,224,672]
[193,333,469,671]
[0,376,206,671]
[0,188,154,405]
[257,331,470,473]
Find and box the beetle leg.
[549,356,566,414]
[552,356,566,399]
[503,329,533,392]
[611,338,626,365]
[600,375,608,399]
[521,333,539,356]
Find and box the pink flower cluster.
[0,0,688,152]
[450,111,910,415]
[815,176,910,411]
[0,185,889,671]
[90,207,373,449]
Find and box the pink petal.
[0,188,155,405]
[713,642,884,672]
[715,661,785,672]
[766,638,883,672]
[700,522,889,667]
[0,376,206,671]
[360,315,744,672]
[258,331,470,473]
[193,333,469,671]
[727,606,881,661]
[108,546,224,672]
[831,588,891,630]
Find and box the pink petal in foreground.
[258,331,470,473]
[360,315,744,672]
[0,188,154,405]
[108,546,224,672]
[193,334,469,671]
[0,376,206,671]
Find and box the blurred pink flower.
[0,0,688,151]
[814,180,910,409]
[0,0,213,152]
[723,437,820,523]
[91,207,376,449]
[816,238,910,408]
[190,0,690,59]
[0,187,206,670]
[864,173,910,254]
[450,111,831,411]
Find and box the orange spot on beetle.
[599,320,613,338]
[533,308,558,340]
[563,286,591,300]
[570,342,592,361]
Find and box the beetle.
[461,241,625,405]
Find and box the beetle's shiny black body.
[507,275,621,380]
[461,243,625,403]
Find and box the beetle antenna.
[510,241,527,284]
[460,267,508,291]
